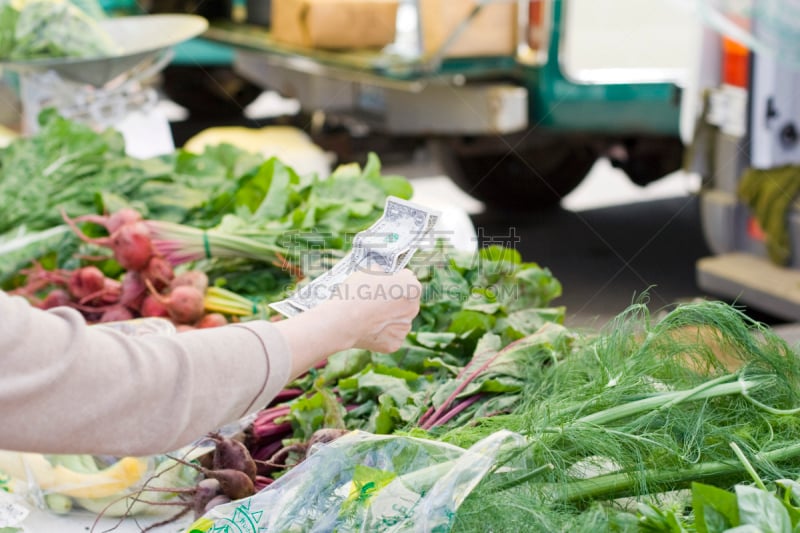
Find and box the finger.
[379,317,413,328]
[379,323,412,342]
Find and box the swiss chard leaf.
[692,482,739,533]
[321,349,372,384]
[251,158,299,219]
[735,484,792,533]
[777,479,800,519]
[289,392,327,440]
[448,310,495,337]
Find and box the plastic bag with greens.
[0,0,118,60]
[186,430,525,533]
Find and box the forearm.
[0,292,291,456]
[272,269,422,371]
[272,306,355,380]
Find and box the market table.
[20,508,193,532]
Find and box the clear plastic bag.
[0,451,201,518]
[187,429,525,533]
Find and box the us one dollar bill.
[270,197,440,317]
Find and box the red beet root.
[169,271,209,294]
[62,210,154,272]
[141,294,169,318]
[68,266,106,301]
[208,433,257,482]
[99,305,135,323]
[111,222,154,271]
[41,289,72,309]
[106,208,143,233]
[142,255,175,291]
[307,428,349,450]
[192,478,221,519]
[120,271,146,310]
[203,469,254,501]
[74,208,143,234]
[146,281,205,325]
[196,313,228,329]
[79,277,122,305]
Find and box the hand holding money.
[271,196,440,317]
[323,267,421,352]
[273,267,422,378]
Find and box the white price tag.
[720,84,748,138]
[707,85,748,138]
[116,108,175,159]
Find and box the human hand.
[318,268,422,353]
[274,268,422,380]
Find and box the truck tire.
[431,135,597,210]
[607,136,685,186]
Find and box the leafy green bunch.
[0,111,410,297]
[0,0,117,60]
[449,301,800,532]
[286,246,566,439]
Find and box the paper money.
[270,197,440,317]
[269,299,304,318]
[354,197,433,259]
[288,250,362,310]
[390,209,440,271]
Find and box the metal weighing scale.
[0,13,208,158]
[691,0,800,321]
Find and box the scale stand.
[0,13,208,158]
[16,52,175,158]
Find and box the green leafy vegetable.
[447,300,800,532]
[0,0,118,60]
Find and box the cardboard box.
[419,0,517,58]
[271,0,399,50]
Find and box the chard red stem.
[422,336,529,429]
[256,404,291,419]
[252,406,292,433]
[252,440,285,461]
[268,388,304,406]
[417,405,436,427]
[252,414,291,431]
[251,421,292,439]
[425,394,484,429]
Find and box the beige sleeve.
[0,291,292,456]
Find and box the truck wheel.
[162,66,263,120]
[607,136,685,186]
[431,135,597,210]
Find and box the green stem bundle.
[204,286,270,317]
[147,220,298,269]
[555,443,800,503]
